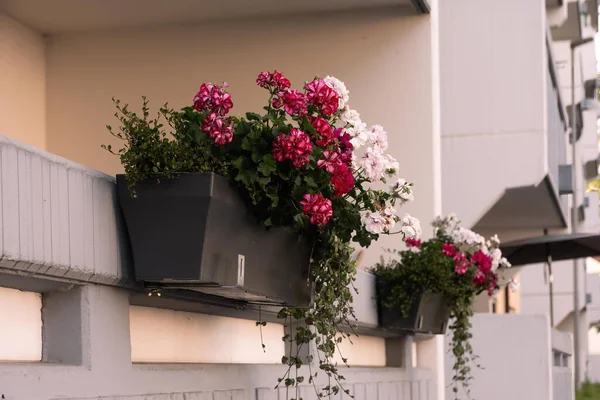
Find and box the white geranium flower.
[490,248,502,271]
[508,277,520,292]
[390,178,414,204]
[489,234,500,248]
[500,257,512,269]
[362,211,386,234]
[324,76,350,110]
[451,227,486,253]
[383,154,399,175]
[381,205,397,232]
[369,125,388,151]
[340,107,362,127]
[348,123,372,148]
[400,213,421,239]
[358,147,386,181]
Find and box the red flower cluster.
[255,71,357,224]
[272,128,313,168]
[317,150,343,174]
[330,164,354,197]
[305,78,339,117]
[194,83,234,146]
[441,242,497,293]
[337,132,354,163]
[202,112,233,146]
[406,238,422,248]
[300,193,333,226]
[471,250,492,274]
[309,118,355,198]
[473,271,486,286]
[309,116,336,146]
[193,83,233,116]
[256,70,291,91]
[453,252,470,275]
[273,90,308,117]
[441,243,456,257]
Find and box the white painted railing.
[0,135,127,284]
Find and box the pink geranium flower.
[193,83,233,116]
[305,78,339,117]
[300,193,333,226]
[442,243,457,257]
[473,271,486,286]
[330,164,354,197]
[317,149,343,174]
[472,250,492,273]
[274,90,308,116]
[455,261,469,275]
[256,70,291,91]
[406,238,422,248]
[201,112,233,145]
[272,128,313,168]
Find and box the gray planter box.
[376,283,451,335]
[117,172,313,307]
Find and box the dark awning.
[500,233,600,266]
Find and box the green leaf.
[233,156,245,170]
[152,166,158,173]
[245,112,262,121]
[241,137,253,151]
[251,148,262,163]
[302,116,317,136]
[249,126,262,140]
[266,186,279,206]
[258,176,271,186]
[235,120,250,136]
[304,176,317,188]
[293,213,308,229]
[278,167,291,181]
[235,169,257,186]
[257,154,277,176]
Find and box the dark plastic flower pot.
[116,172,314,307]
[376,280,451,335]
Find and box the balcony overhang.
[551,0,586,40]
[473,176,568,234]
[547,0,564,8]
[588,0,599,30]
[3,0,429,34]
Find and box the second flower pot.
[376,280,451,335]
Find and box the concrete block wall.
[0,284,434,400]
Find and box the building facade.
[1,0,597,399]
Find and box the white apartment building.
[440,0,600,397]
[0,0,595,399]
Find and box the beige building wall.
[44,7,442,260]
[0,14,46,150]
[4,6,445,393]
